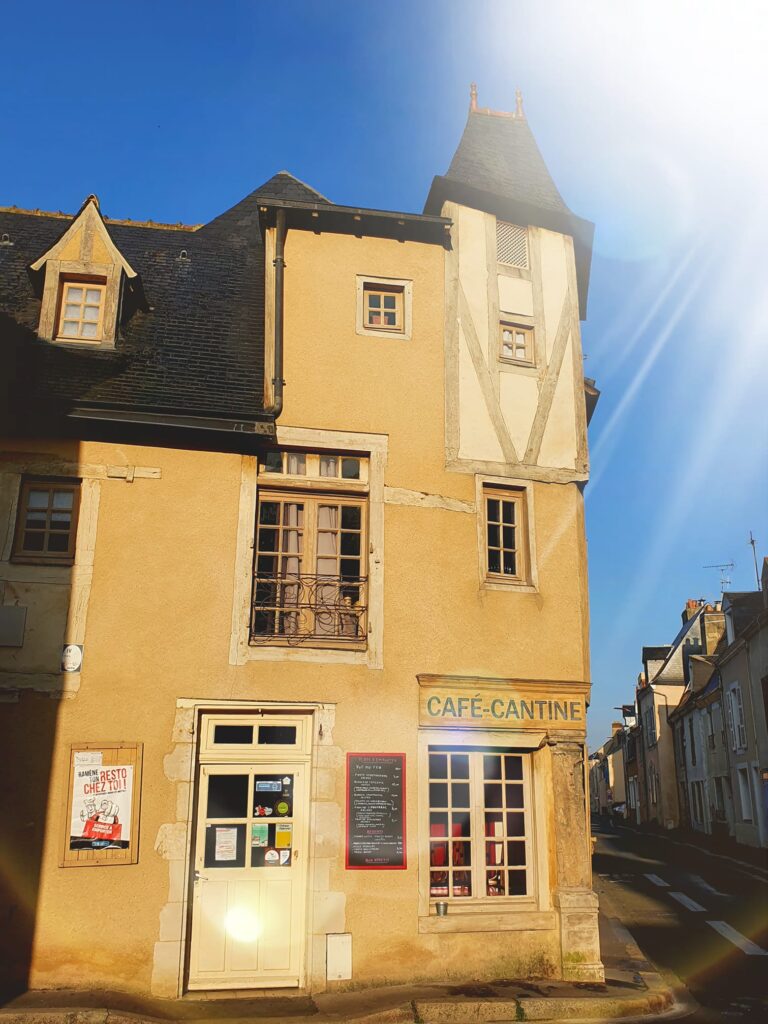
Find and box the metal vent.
[496,221,529,268]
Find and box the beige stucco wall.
[0,222,596,996]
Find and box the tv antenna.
[748,532,760,589]
[703,561,735,593]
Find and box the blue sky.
[3,1,766,745]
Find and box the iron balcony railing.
[251,572,368,645]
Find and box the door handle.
[194,870,206,882]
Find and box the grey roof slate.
[201,171,330,240]
[0,206,265,425]
[445,111,569,214]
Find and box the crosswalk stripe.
[644,873,669,887]
[706,920,768,955]
[669,891,706,912]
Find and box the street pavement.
[592,816,768,1021]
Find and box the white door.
[188,762,309,989]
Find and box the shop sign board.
[346,753,406,869]
[418,675,589,731]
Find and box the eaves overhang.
[10,401,276,455]
[257,197,452,248]
[424,175,594,319]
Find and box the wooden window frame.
[426,747,534,907]
[356,275,413,341]
[55,276,107,343]
[363,283,404,333]
[499,321,534,366]
[11,477,81,566]
[482,485,528,585]
[251,470,369,649]
[61,742,143,867]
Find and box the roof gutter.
[264,206,287,420]
[64,405,274,436]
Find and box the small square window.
[56,280,106,342]
[12,479,81,565]
[356,276,412,340]
[364,284,403,331]
[500,323,533,365]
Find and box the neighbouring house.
[0,84,604,1001]
[589,723,627,818]
[718,574,768,848]
[669,649,732,838]
[633,600,724,830]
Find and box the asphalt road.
[592,818,768,1021]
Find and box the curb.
[413,989,675,1022]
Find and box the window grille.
[496,221,529,268]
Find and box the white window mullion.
[469,752,484,901]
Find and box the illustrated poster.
[69,763,133,850]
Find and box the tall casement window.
[726,683,747,751]
[12,478,80,565]
[56,279,106,342]
[428,748,532,901]
[483,486,527,583]
[251,450,368,647]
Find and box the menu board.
[346,753,406,869]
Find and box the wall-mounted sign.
[61,743,143,867]
[346,753,406,870]
[418,675,589,732]
[61,644,83,673]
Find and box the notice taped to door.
[346,753,406,869]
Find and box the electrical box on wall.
[0,606,26,647]
[326,932,352,981]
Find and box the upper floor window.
[12,479,80,565]
[483,486,527,583]
[500,321,534,365]
[251,451,368,647]
[364,283,403,332]
[727,684,747,751]
[496,220,529,269]
[56,280,106,342]
[356,275,413,340]
[644,707,657,747]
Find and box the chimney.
[682,598,705,623]
[701,607,726,655]
[611,722,623,735]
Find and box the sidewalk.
[0,911,679,1024]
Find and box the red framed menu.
[346,753,406,869]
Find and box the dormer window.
[29,194,138,348]
[57,280,106,342]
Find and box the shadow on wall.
[0,313,80,998]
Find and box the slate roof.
[0,206,267,428]
[445,110,569,214]
[201,171,331,240]
[722,592,765,637]
[0,174,331,439]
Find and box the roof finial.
[469,82,478,112]
[515,89,525,119]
